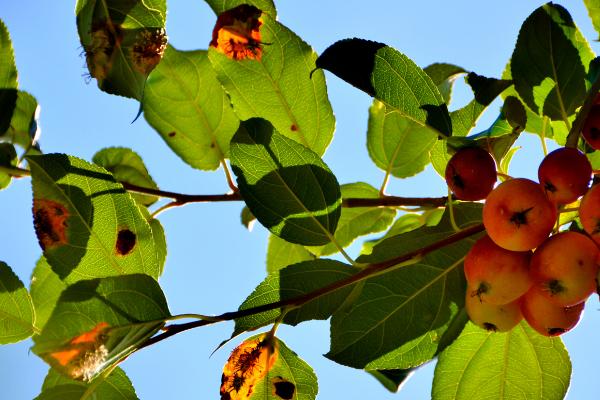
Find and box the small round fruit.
[582,104,600,150]
[464,235,533,305]
[538,147,591,204]
[520,286,584,336]
[579,184,600,245]
[530,231,599,307]
[465,292,522,332]
[445,147,497,201]
[483,178,557,251]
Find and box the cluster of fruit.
[445,141,599,337]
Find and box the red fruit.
[582,105,600,150]
[520,286,584,336]
[530,231,599,307]
[579,184,600,245]
[465,292,522,332]
[538,148,591,204]
[483,178,557,251]
[464,235,532,305]
[445,147,497,201]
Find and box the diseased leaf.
[205,0,276,17]
[208,10,334,156]
[36,367,138,400]
[0,142,17,190]
[32,274,170,381]
[317,38,451,137]
[143,46,240,170]
[230,118,341,246]
[511,3,594,120]
[367,368,414,393]
[27,154,162,283]
[327,204,483,369]
[0,261,35,344]
[75,0,167,99]
[234,259,359,336]
[30,257,66,332]
[423,63,467,105]
[92,147,159,206]
[432,322,571,400]
[307,182,396,256]
[266,235,314,274]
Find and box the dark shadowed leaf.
[367,368,415,393]
[230,119,341,246]
[326,204,483,369]
[234,259,359,336]
[30,257,66,332]
[208,12,334,156]
[27,154,162,283]
[143,46,240,170]
[423,63,467,105]
[266,234,315,274]
[3,90,40,148]
[93,147,158,206]
[511,3,594,121]
[0,19,18,136]
[317,38,451,137]
[0,142,17,190]
[32,274,169,381]
[0,261,35,343]
[75,0,167,100]
[35,367,138,400]
[432,322,571,400]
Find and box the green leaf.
[75,0,167,100]
[0,142,17,190]
[252,337,318,400]
[208,12,335,156]
[4,90,40,148]
[241,206,257,231]
[204,0,276,17]
[266,234,315,274]
[367,368,414,393]
[143,46,239,171]
[0,18,18,137]
[511,3,595,121]
[367,100,439,178]
[307,182,396,256]
[92,147,159,206]
[0,261,35,343]
[27,154,162,283]
[326,204,483,369]
[30,257,66,332]
[230,118,341,246]
[32,274,169,381]
[432,322,571,400]
[317,38,451,137]
[584,0,600,40]
[36,367,138,400]
[234,259,359,336]
[423,63,467,105]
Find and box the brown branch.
[121,182,243,203]
[342,196,447,208]
[138,222,484,350]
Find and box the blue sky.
[1,1,599,399]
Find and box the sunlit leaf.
[0,142,17,190]
[93,147,159,206]
[30,257,66,332]
[317,38,451,137]
[3,90,40,148]
[75,0,167,100]
[511,3,594,121]
[0,261,35,343]
[208,8,335,156]
[307,182,396,256]
[230,118,341,246]
[423,63,467,105]
[234,259,359,336]
[32,274,169,381]
[143,45,240,170]
[584,0,600,40]
[35,367,138,400]
[205,0,276,17]
[327,204,483,369]
[27,154,162,283]
[266,235,314,274]
[0,18,18,137]
[432,322,571,400]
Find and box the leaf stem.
[122,182,243,203]
[138,222,484,350]
[0,165,31,177]
[565,72,600,148]
[220,159,238,192]
[447,189,460,232]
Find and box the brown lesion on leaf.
[33,199,70,250]
[210,5,264,61]
[220,335,278,400]
[116,228,136,256]
[131,28,168,75]
[47,322,111,381]
[272,377,295,399]
[84,19,124,81]
[290,124,298,132]
[168,131,176,137]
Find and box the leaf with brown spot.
[210,5,264,61]
[33,199,70,251]
[273,377,295,399]
[116,229,136,256]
